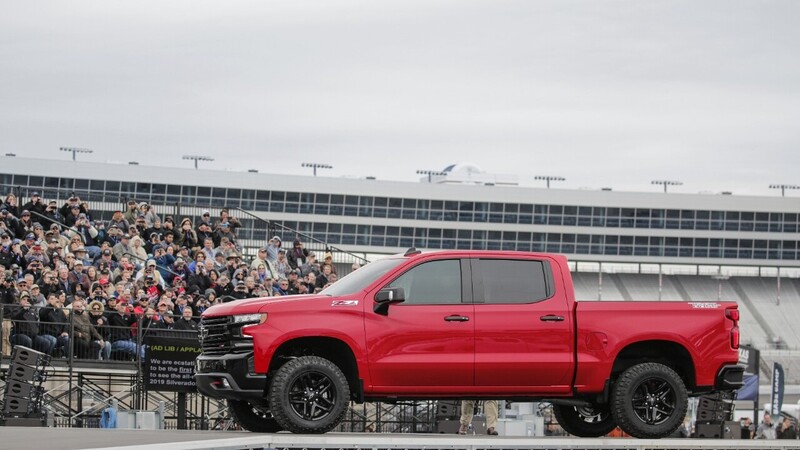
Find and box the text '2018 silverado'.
[195,249,743,438]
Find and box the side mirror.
[374,287,405,315]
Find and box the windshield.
[321,257,405,296]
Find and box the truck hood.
[202,294,329,318]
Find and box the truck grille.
[199,316,254,356]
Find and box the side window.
[476,259,551,304]
[387,259,462,305]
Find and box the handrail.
[230,206,370,265]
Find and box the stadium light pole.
[182,155,214,169]
[416,169,447,183]
[652,180,683,193]
[769,184,799,197]
[302,162,332,176]
[60,147,93,161]
[534,175,565,189]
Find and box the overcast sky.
[2,1,799,196]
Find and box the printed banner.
[770,362,784,417]
[144,336,202,392]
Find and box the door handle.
[444,315,470,322]
[540,314,565,322]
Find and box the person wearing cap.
[266,236,282,263]
[1,206,25,240]
[67,213,101,258]
[69,258,91,295]
[102,223,122,247]
[94,248,118,271]
[137,202,160,228]
[22,192,46,217]
[121,200,138,226]
[274,248,291,279]
[62,202,83,228]
[136,258,166,289]
[287,239,309,271]
[300,252,321,277]
[10,293,55,355]
[112,232,134,262]
[214,222,237,247]
[18,209,35,236]
[24,240,50,267]
[39,198,58,226]
[0,232,24,269]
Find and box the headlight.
[232,313,267,324]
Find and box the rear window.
[474,259,551,304]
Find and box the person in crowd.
[323,253,337,274]
[274,249,291,279]
[459,400,499,436]
[63,204,82,228]
[2,193,20,218]
[18,210,36,236]
[173,306,198,332]
[11,292,55,354]
[756,411,777,439]
[87,300,112,360]
[303,272,317,294]
[300,252,321,277]
[144,217,165,243]
[777,416,796,439]
[28,283,46,310]
[22,192,46,217]
[741,417,754,439]
[178,218,199,248]
[265,236,281,263]
[106,301,141,360]
[138,203,160,228]
[287,239,309,270]
[214,223,237,247]
[122,201,138,226]
[316,264,333,290]
[273,278,290,296]
[108,209,130,231]
[39,292,70,357]
[128,235,148,263]
[67,214,101,258]
[41,200,64,230]
[71,297,106,359]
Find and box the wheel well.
[610,340,695,390]
[269,337,360,400]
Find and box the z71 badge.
[689,302,720,309]
[331,300,359,307]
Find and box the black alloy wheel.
[268,355,350,434]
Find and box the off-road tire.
[553,403,617,437]
[611,362,688,439]
[268,355,350,434]
[227,399,282,433]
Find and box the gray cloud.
[2,0,798,196]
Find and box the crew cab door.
[364,258,475,393]
[471,257,574,394]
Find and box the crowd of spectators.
[1,191,346,360]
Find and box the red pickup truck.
[195,249,743,438]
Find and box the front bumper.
[195,351,266,401]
